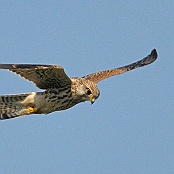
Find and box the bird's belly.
[35,94,78,114]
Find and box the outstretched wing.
[0,64,71,89]
[83,49,158,83]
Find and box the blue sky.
[0,1,173,174]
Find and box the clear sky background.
[0,1,173,174]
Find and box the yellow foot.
[27,106,37,114]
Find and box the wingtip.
[145,48,158,65]
[150,48,158,60]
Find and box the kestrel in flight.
[0,49,157,120]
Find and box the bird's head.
[71,78,100,104]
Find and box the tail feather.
[0,94,29,120]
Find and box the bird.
[0,49,157,120]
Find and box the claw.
[27,106,37,113]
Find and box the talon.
[27,106,37,113]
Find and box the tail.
[0,93,30,120]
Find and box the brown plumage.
[0,49,157,120]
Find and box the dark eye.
[86,89,92,95]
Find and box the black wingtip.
[151,48,158,60]
[139,48,158,67]
[145,48,158,65]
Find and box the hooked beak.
[89,94,95,104]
